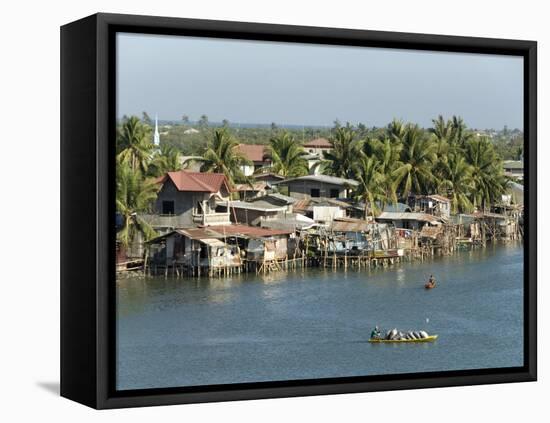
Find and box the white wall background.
[0,0,546,421]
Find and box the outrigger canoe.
[369,335,438,343]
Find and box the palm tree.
[437,153,474,213]
[449,115,471,150]
[147,145,182,178]
[393,125,437,199]
[116,161,158,248]
[372,137,402,206]
[117,116,153,173]
[353,155,385,219]
[267,132,308,177]
[430,115,452,156]
[322,127,362,179]
[200,129,250,184]
[387,118,407,143]
[465,137,508,210]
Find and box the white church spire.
[153,114,160,146]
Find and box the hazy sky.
[117,33,523,129]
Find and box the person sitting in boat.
[370,326,381,340]
[427,275,436,287]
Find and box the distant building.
[237,144,271,176]
[302,138,332,175]
[274,175,359,200]
[303,138,332,155]
[408,195,451,218]
[292,197,352,222]
[149,171,232,228]
[503,160,524,181]
[233,181,269,200]
[252,172,285,184]
[153,114,160,146]
[183,128,200,134]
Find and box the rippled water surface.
[116,243,524,390]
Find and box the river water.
[116,243,524,390]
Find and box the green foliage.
[393,124,437,199]
[115,114,515,229]
[147,145,182,178]
[267,132,309,177]
[199,129,250,184]
[437,153,474,213]
[322,127,363,179]
[117,116,153,173]
[116,161,158,247]
[354,154,385,218]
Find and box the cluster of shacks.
[118,167,523,276]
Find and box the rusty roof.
[233,182,268,192]
[160,171,230,193]
[149,224,292,243]
[212,224,292,238]
[420,225,443,239]
[237,144,269,162]
[292,198,312,213]
[330,217,373,232]
[303,138,332,148]
[472,211,508,220]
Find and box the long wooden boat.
[369,335,438,343]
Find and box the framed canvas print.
[60,13,537,409]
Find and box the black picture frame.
[60,12,537,409]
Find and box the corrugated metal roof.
[213,224,293,237]
[277,174,359,187]
[472,211,508,220]
[330,218,372,232]
[229,201,287,212]
[426,194,451,203]
[233,182,268,191]
[149,224,293,243]
[377,212,442,223]
[292,197,350,213]
[200,238,226,247]
[252,172,285,181]
[420,225,442,239]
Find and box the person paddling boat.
[425,274,436,289]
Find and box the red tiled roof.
[237,144,269,162]
[160,171,229,193]
[303,138,332,148]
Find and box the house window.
[310,188,320,198]
[329,189,339,198]
[162,200,175,215]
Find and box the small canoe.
[369,335,438,343]
[425,282,436,289]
